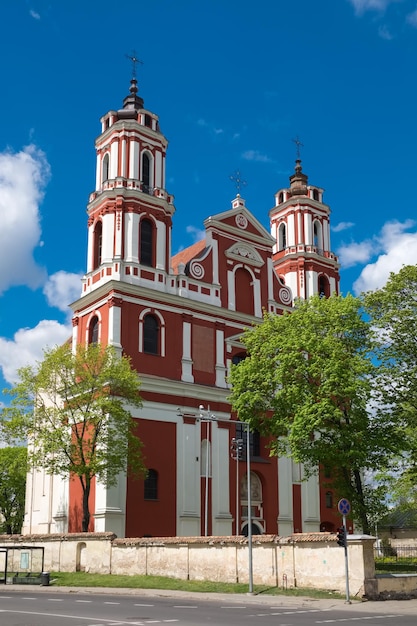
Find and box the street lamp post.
[246,421,254,594]
[230,437,243,535]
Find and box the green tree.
[0,446,27,534]
[364,264,417,512]
[229,294,399,533]
[1,343,145,532]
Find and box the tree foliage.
[364,264,417,511]
[0,446,27,534]
[229,294,400,533]
[1,343,145,532]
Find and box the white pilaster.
[156,220,166,270]
[177,420,200,536]
[181,321,194,382]
[211,424,233,535]
[277,455,293,536]
[302,470,321,532]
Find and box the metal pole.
[246,422,253,594]
[343,514,351,604]
[236,448,239,535]
[204,420,210,537]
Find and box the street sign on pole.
[337,498,351,604]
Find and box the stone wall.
[0,532,376,597]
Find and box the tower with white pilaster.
[270,159,340,299]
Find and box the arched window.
[232,352,247,366]
[325,491,333,509]
[89,316,99,344]
[313,189,319,201]
[142,153,151,194]
[144,114,152,128]
[143,314,159,355]
[144,469,158,500]
[240,471,264,535]
[236,423,260,458]
[234,267,254,316]
[278,222,287,251]
[140,218,153,266]
[278,192,284,204]
[318,275,330,298]
[102,154,110,182]
[93,221,102,270]
[313,220,322,250]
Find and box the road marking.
[316,616,402,624]
[104,601,120,604]
[134,603,154,607]
[173,605,197,608]
[48,598,63,601]
[221,605,248,609]
[22,597,37,600]
[76,599,92,602]
[0,609,148,623]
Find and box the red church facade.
[23,76,341,538]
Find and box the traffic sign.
[337,498,351,516]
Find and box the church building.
[23,75,341,538]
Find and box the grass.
[50,571,344,599]
[375,558,417,574]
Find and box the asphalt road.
[0,586,416,626]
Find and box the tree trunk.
[353,468,370,535]
[80,476,91,532]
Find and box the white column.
[304,212,312,246]
[302,470,321,532]
[156,220,166,270]
[108,302,122,356]
[110,141,119,179]
[94,471,126,537]
[211,424,233,535]
[227,270,235,310]
[129,140,139,179]
[95,153,101,190]
[297,211,302,245]
[277,455,293,536]
[288,213,295,246]
[121,139,127,178]
[125,213,139,263]
[181,320,194,382]
[253,278,262,317]
[177,420,200,536]
[155,150,162,189]
[215,327,227,388]
[101,213,115,262]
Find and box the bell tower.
[270,159,340,299]
[83,74,175,298]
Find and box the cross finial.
[125,50,143,79]
[229,170,247,195]
[292,136,304,160]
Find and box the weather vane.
[229,170,247,195]
[292,136,304,160]
[125,50,143,79]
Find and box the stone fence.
[0,532,377,598]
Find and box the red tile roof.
[171,239,206,274]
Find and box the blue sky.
[1,0,417,396]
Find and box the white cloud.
[332,221,355,233]
[338,240,375,268]
[186,225,205,242]
[242,150,272,163]
[43,271,83,314]
[406,8,417,27]
[0,320,71,386]
[29,9,41,20]
[347,0,397,15]
[0,145,50,295]
[353,220,417,293]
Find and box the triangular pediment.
[204,197,275,246]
